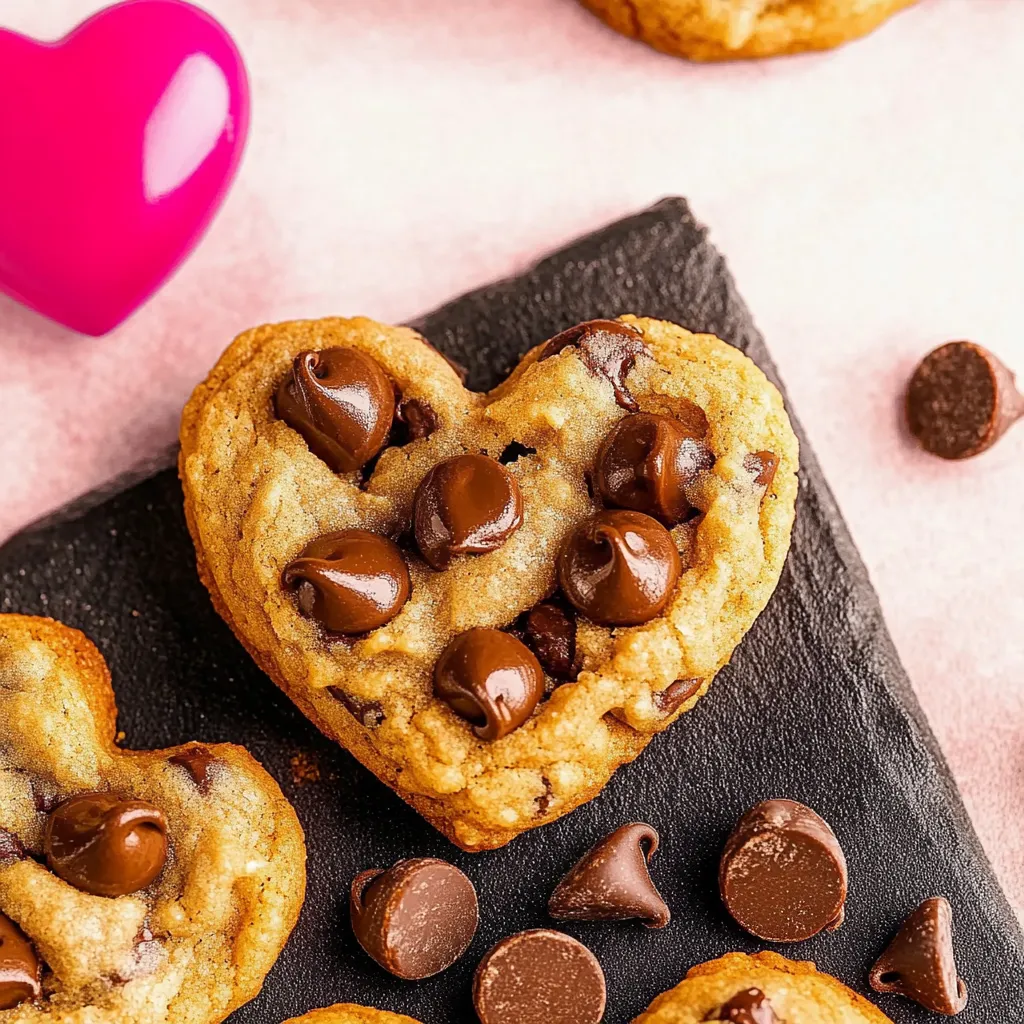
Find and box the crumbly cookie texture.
[634,952,894,1022]
[283,1006,421,1024]
[179,315,798,851]
[578,0,917,60]
[0,615,306,1024]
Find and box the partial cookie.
[578,0,917,61]
[180,315,798,850]
[0,615,306,1023]
[633,951,893,1022]
[282,1007,421,1024]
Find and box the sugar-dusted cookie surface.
[579,0,917,61]
[0,615,306,1024]
[179,315,798,851]
[283,1006,421,1024]
[634,951,893,1022]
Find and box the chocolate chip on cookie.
[869,896,968,1015]
[906,341,1024,459]
[0,911,42,1010]
[653,677,703,717]
[719,799,847,943]
[744,451,779,492]
[394,396,439,443]
[45,792,169,898]
[169,745,218,793]
[520,598,580,681]
[473,929,606,1024]
[559,510,681,626]
[282,529,411,635]
[595,412,713,525]
[350,858,478,980]
[413,453,524,570]
[329,686,386,728]
[716,988,780,1024]
[434,628,544,740]
[548,822,670,928]
[276,347,396,472]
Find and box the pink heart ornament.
[0,0,250,336]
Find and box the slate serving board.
[2,198,1021,1023]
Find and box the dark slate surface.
[2,199,1020,1023]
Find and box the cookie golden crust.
[579,0,917,61]
[179,315,798,851]
[0,615,307,1024]
[634,952,894,1022]
[282,1006,421,1024]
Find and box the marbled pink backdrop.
[2,0,1022,916]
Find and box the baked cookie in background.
[0,614,306,1023]
[282,1007,421,1024]
[633,951,894,1022]
[578,0,918,61]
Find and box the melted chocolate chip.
[521,600,580,681]
[282,530,411,635]
[0,830,25,863]
[719,799,847,943]
[434,628,545,741]
[907,341,1024,459]
[538,319,648,411]
[169,746,217,793]
[717,988,780,1024]
[350,858,478,980]
[744,451,779,492]
[329,686,385,728]
[0,912,41,1010]
[653,677,703,717]
[275,347,396,472]
[45,792,168,898]
[548,823,670,928]
[394,396,439,443]
[558,510,681,626]
[595,412,714,525]
[413,454,523,570]
[473,929,606,1024]
[869,897,968,1015]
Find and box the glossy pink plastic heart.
[0,0,249,336]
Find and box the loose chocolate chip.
[548,822,670,928]
[413,454,523,570]
[434,628,545,741]
[558,510,681,626]
[169,746,217,793]
[521,599,580,681]
[744,451,779,492]
[0,911,41,1010]
[328,686,385,728]
[906,341,1024,459]
[538,319,648,411]
[45,792,168,898]
[719,799,847,943]
[394,396,439,444]
[350,858,478,980]
[595,412,714,526]
[0,830,25,863]
[653,677,703,717]
[275,347,396,472]
[473,929,606,1024]
[869,897,968,1015]
[283,529,411,635]
[716,988,780,1024]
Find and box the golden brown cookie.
[0,614,306,1023]
[179,315,798,851]
[282,1007,421,1024]
[633,951,894,1022]
[578,0,918,61]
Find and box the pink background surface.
[2,0,1023,917]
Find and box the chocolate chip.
[0,911,41,1010]
[906,341,1024,459]
[548,823,670,928]
[521,599,580,681]
[473,929,606,1024]
[653,677,702,717]
[350,858,478,980]
[538,319,648,411]
[275,347,396,472]
[869,897,968,1015]
[282,529,411,635]
[558,510,681,626]
[595,412,714,526]
[44,792,168,898]
[716,988,780,1024]
[0,830,25,863]
[328,686,385,728]
[169,746,217,793]
[394,396,439,443]
[434,628,544,741]
[743,451,779,492]
[719,799,847,943]
[413,454,523,570]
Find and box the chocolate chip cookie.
[578,0,918,61]
[282,1008,421,1024]
[0,615,306,1023]
[179,315,798,850]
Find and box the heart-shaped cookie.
[0,615,306,1022]
[284,1007,421,1024]
[179,315,798,851]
